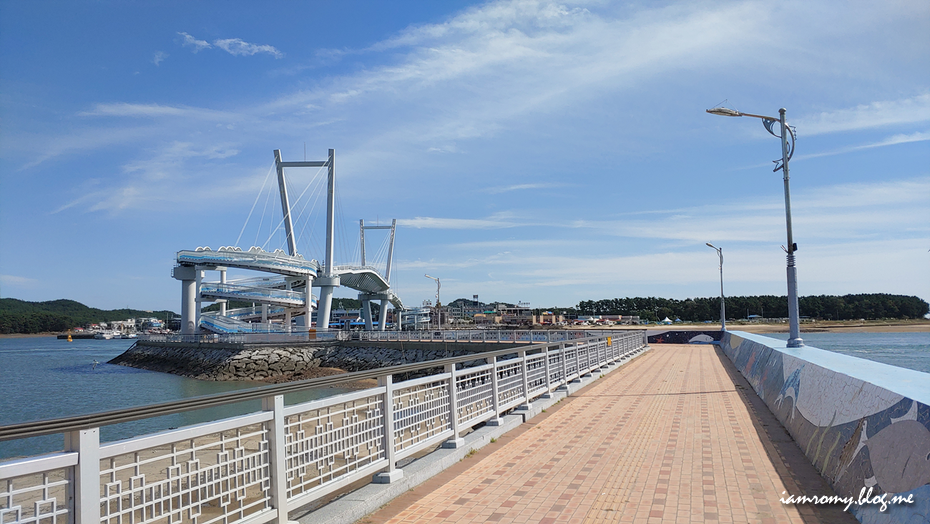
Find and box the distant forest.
[571,294,929,322]
[0,299,174,335]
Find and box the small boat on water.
[93,331,119,340]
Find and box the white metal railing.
[138,330,347,344]
[354,329,608,344]
[0,332,647,524]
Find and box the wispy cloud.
[796,131,930,161]
[484,182,567,194]
[78,102,237,122]
[178,32,211,52]
[214,38,283,58]
[0,274,38,287]
[152,51,167,66]
[398,214,521,230]
[795,94,930,135]
[178,32,283,58]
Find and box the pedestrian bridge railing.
[352,328,621,344]
[0,331,647,524]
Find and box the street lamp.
[706,106,803,347]
[425,274,441,327]
[706,243,726,331]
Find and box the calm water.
[767,331,930,373]
[0,337,356,459]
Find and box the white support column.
[284,280,292,333]
[262,303,269,324]
[219,268,227,317]
[442,364,464,448]
[362,298,373,331]
[378,300,388,332]
[194,268,203,333]
[65,428,100,524]
[487,356,503,426]
[373,374,403,483]
[181,278,196,334]
[262,395,288,524]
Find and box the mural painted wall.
[720,332,930,524]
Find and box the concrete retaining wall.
[720,331,930,524]
[109,340,518,380]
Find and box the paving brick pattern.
[372,344,857,524]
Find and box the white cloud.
[213,38,283,59]
[178,32,211,52]
[177,32,282,58]
[398,215,520,230]
[0,274,38,286]
[795,94,930,135]
[484,182,567,194]
[796,131,930,161]
[152,51,167,66]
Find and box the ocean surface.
[766,331,930,373]
[1,331,928,459]
[0,337,357,459]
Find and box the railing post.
[558,343,570,390]
[575,342,583,380]
[65,428,99,524]
[518,350,532,410]
[487,356,503,426]
[542,345,553,399]
[374,374,403,483]
[262,395,288,524]
[442,363,465,448]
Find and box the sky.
[1,0,928,314]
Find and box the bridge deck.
[363,344,857,524]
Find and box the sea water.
[0,336,356,459]
[766,331,930,373]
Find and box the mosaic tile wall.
[720,332,930,524]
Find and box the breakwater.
[720,331,930,524]
[109,340,521,380]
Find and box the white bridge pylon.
[173,149,404,335]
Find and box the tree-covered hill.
[574,294,929,322]
[0,298,176,334]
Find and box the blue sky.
[1,0,928,313]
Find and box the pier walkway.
[360,344,857,524]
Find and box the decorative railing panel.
[525,354,548,397]
[391,377,452,460]
[0,331,648,524]
[496,360,525,411]
[454,365,495,427]
[282,391,385,502]
[0,455,75,524]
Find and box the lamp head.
[706,242,716,249]
[706,107,741,117]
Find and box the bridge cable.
[234,161,276,248]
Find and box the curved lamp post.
[706,106,803,347]
[706,243,726,331]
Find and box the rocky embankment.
[108,341,493,381]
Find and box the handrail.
[0,334,628,441]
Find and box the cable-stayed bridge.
[173,149,404,336]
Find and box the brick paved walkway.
[361,344,858,524]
